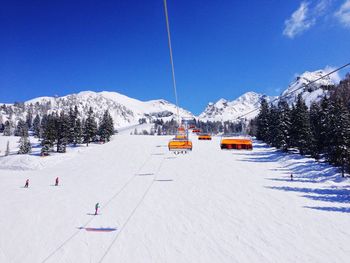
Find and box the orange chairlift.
[220,136,253,150]
[198,133,212,140]
[220,118,253,150]
[168,125,192,153]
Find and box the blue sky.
[1,0,350,114]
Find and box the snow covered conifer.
[84,107,97,146]
[56,111,69,153]
[68,107,79,144]
[290,94,313,155]
[3,121,12,136]
[41,114,56,147]
[319,97,332,159]
[32,115,41,138]
[18,136,32,154]
[327,99,350,174]
[15,119,29,137]
[73,118,83,145]
[309,102,323,159]
[268,104,279,147]
[256,97,270,142]
[26,110,33,130]
[273,100,291,151]
[98,110,114,142]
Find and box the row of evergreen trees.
[154,119,241,135]
[255,74,350,176]
[2,106,114,156]
[40,107,114,155]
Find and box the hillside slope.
[0,134,349,262]
[0,91,194,128]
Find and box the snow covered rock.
[1,91,194,128]
[280,69,338,107]
[199,92,275,122]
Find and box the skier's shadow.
[86,213,100,216]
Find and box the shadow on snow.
[243,141,350,213]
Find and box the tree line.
[1,106,114,156]
[254,73,350,176]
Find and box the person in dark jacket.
[95,203,100,215]
[24,179,29,188]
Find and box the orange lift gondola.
[168,138,193,152]
[220,135,253,150]
[198,133,212,140]
[168,126,192,153]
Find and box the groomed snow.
[0,134,349,262]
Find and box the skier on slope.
[95,203,100,215]
[290,173,293,181]
[24,179,29,188]
[55,177,59,186]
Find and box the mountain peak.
[199,92,272,122]
[281,68,338,106]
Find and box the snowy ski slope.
[0,134,349,262]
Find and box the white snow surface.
[0,133,349,262]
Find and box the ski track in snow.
[0,134,350,262]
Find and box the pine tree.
[73,118,83,146]
[3,121,12,136]
[67,107,79,144]
[319,97,332,157]
[309,102,323,159]
[5,141,10,156]
[0,113,4,132]
[84,107,97,146]
[32,115,41,138]
[275,100,291,151]
[18,136,32,154]
[290,94,313,155]
[26,110,33,130]
[256,97,270,142]
[98,110,114,142]
[41,114,56,147]
[327,98,350,175]
[15,119,29,137]
[268,104,280,147]
[56,111,69,153]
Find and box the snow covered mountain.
[1,91,194,128]
[198,68,339,122]
[0,69,340,128]
[281,69,338,106]
[199,92,275,122]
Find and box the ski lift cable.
[40,155,154,263]
[237,62,350,120]
[98,157,166,263]
[163,0,181,125]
